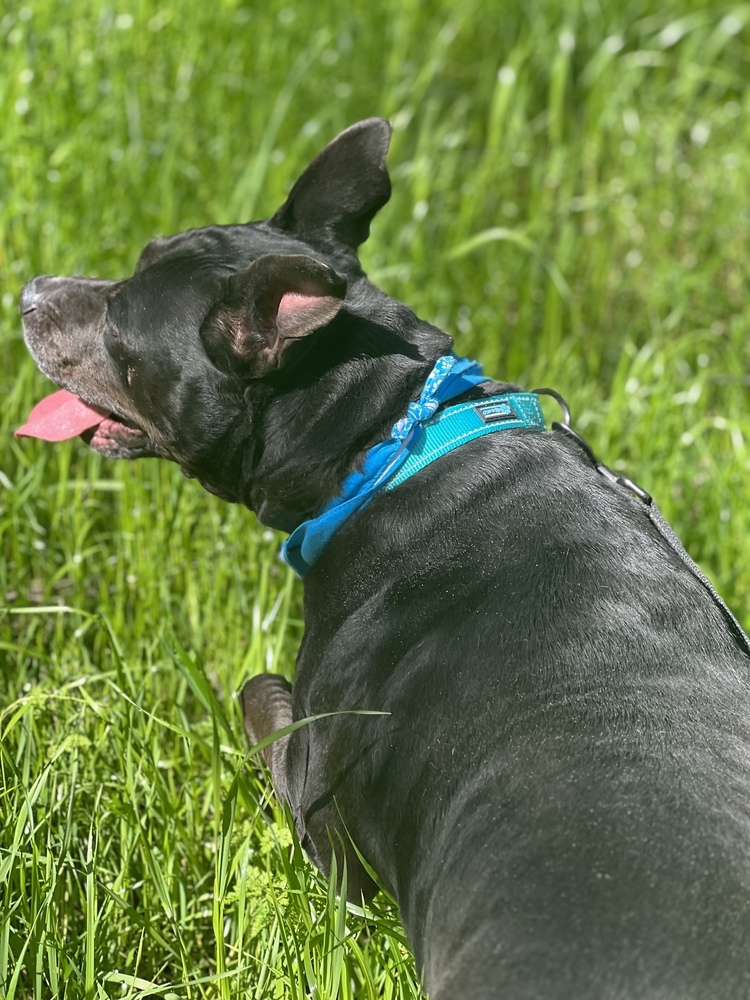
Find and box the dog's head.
[18,119,451,527]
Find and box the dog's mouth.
[16,389,157,459]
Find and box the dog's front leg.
[240,674,293,804]
[240,674,378,903]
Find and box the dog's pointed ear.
[200,254,347,376]
[270,118,392,252]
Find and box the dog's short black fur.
[20,120,750,999]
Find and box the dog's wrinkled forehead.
[135,221,315,275]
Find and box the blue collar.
[281,354,546,577]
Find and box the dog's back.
[293,429,750,998]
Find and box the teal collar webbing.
[384,394,546,491]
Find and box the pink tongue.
[16,390,109,442]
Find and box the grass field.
[1,0,749,997]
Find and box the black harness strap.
[536,393,750,662]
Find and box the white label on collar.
[475,400,519,423]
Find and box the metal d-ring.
[532,387,572,427]
[533,387,653,505]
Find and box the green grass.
[1,0,750,996]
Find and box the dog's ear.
[200,254,347,376]
[270,118,392,252]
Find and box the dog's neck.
[233,281,445,530]
[252,359,444,532]
[246,363,517,538]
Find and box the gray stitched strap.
[645,499,750,660]
[553,420,750,661]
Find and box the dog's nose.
[19,276,52,315]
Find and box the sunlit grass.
[1,0,749,996]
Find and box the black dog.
[18,119,750,999]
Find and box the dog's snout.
[20,276,52,315]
